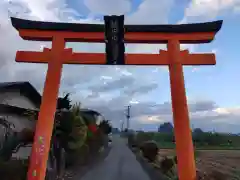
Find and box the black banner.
[104,15,125,65]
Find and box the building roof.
[0,104,38,119]
[11,17,223,34]
[0,82,105,123]
[0,81,41,108]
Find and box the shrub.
[140,140,158,162]
[135,132,153,148]
[128,133,137,148]
[160,157,175,174]
[98,120,112,135]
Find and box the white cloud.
[0,0,176,96]
[137,115,165,124]
[83,0,131,15]
[181,0,240,23]
[126,0,174,24]
[82,0,174,55]
[0,0,239,132]
[129,100,139,104]
[211,49,218,54]
[131,105,240,132]
[100,76,113,80]
[213,107,240,116]
[6,0,74,21]
[190,106,240,126]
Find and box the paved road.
[80,135,150,180]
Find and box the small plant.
[160,157,175,174]
[128,133,137,148]
[98,120,112,135]
[140,140,158,162]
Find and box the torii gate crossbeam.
[11,16,222,180]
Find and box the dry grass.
[157,149,240,180]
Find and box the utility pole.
[126,105,131,131]
[121,120,124,132]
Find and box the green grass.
[157,142,175,149]
[157,142,240,150]
[135,132,240,151]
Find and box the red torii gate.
[11,16,222,180]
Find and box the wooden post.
[27,36,65,180]
[168,39,196,180]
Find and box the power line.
[123,103,162,131]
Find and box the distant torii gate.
[11,16,222,180]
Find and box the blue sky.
[1,0,240,132]
[66,0,240,132]
[184,18,240,108]
[69,0,240,106]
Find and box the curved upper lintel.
[10,17,223,44]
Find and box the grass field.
[157,141,240,150]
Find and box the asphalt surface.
[80,135,150,180]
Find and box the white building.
[0,81,41,159]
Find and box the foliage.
[140,140,158,162]
[0,92,112,179]
[192,131,240,148]
[159,157,176,176]
[57,93,72,110]
[131,129,240,180]
[55,102,88,152]
[59,101,111,166]
[157,123,240,149]
[127,133,137,148]
[70,102,81,116]
[86,120,112,153]
[135,131,154,147]
[134,131,240,149]
[158,122,174,133]
[86,132,103,154]
[67,102,88,151]
[98,120,112,135]
[193,128,204,134]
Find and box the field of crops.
[130,131,240,179]
[158,149,240,179]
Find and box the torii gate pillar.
[168,40,195,179]
[11,16,222,180]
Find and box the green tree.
[57,93,72,110]
[98,120,112,135]
[158,122,173,133]
[67,102,88,150]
